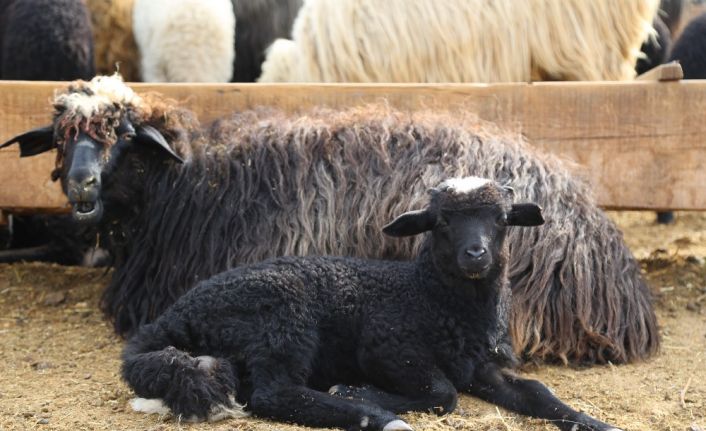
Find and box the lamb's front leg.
[248,384,409,431]
[330,340,459,418]
[466,363,622,431]
[329,368,458,417]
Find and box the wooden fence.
[0,74,704,213]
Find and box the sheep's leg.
[466,363,622,431]
[0,245,55,263]
[245,327,409,430]
[123,343,241,421]
[249,384,408,431]
[328,368,458,416]
[345,334,458,415]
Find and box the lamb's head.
[383,177,544,281]
[1,74,183,224]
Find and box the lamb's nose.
[465,246,487,259]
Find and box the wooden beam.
[636,61,684,81]
[0,80,704,211]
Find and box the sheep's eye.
[496,214,508,226]
[119,132,136,142]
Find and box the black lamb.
[122,177,622,431]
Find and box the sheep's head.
[1,74,183,224]
[383,177,544,281]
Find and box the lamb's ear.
[0,125,54,157]
[134,125,184,163]
[383,209,435,237]
[507,203,544,226]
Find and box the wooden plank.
[0,80,705,211]
[636,62,684,81]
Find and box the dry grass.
[0,212,704,431]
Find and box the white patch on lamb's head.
[54,74,142,117]
[195,355,217,372]
[438,176,492,194]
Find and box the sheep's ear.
[0,125,55,157]
[135,125,184,163]
[383,209,435,237]
[507,203,544,226]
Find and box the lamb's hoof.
[569,425,623,431]
[206,395,250,422]
[130,395,246,423]
[129,398,171,416]
[382,419,413,431]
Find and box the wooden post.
[636,62,684,81]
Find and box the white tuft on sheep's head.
[54,73,142,118]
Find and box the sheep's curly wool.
[231,0,302,82]
[84,0,140,81]
[0,0,94,80]
[636,16,672,75]
[259,0,659,82]
[43,76,658,364]
[669,12,706,78]
[121,180,619,431]
[133,0,235,82]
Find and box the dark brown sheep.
[1,75,659,365]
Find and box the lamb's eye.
[436,218,449,229]
[496,214,508,226]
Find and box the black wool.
[122,179,620,431]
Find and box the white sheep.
[259,0,659,83]
[133,0,235,82]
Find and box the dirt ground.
[0,211,704,431]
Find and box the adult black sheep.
[669,11,706,79]
[0,214,108,266]
[0,0,95,80]
[659,0,684,34]
[231,0,302,82]
[0,0,98,265]
[1,75,659,365]
[638,0,686,224]
[636,16,672,76]
[654,11,706,225]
